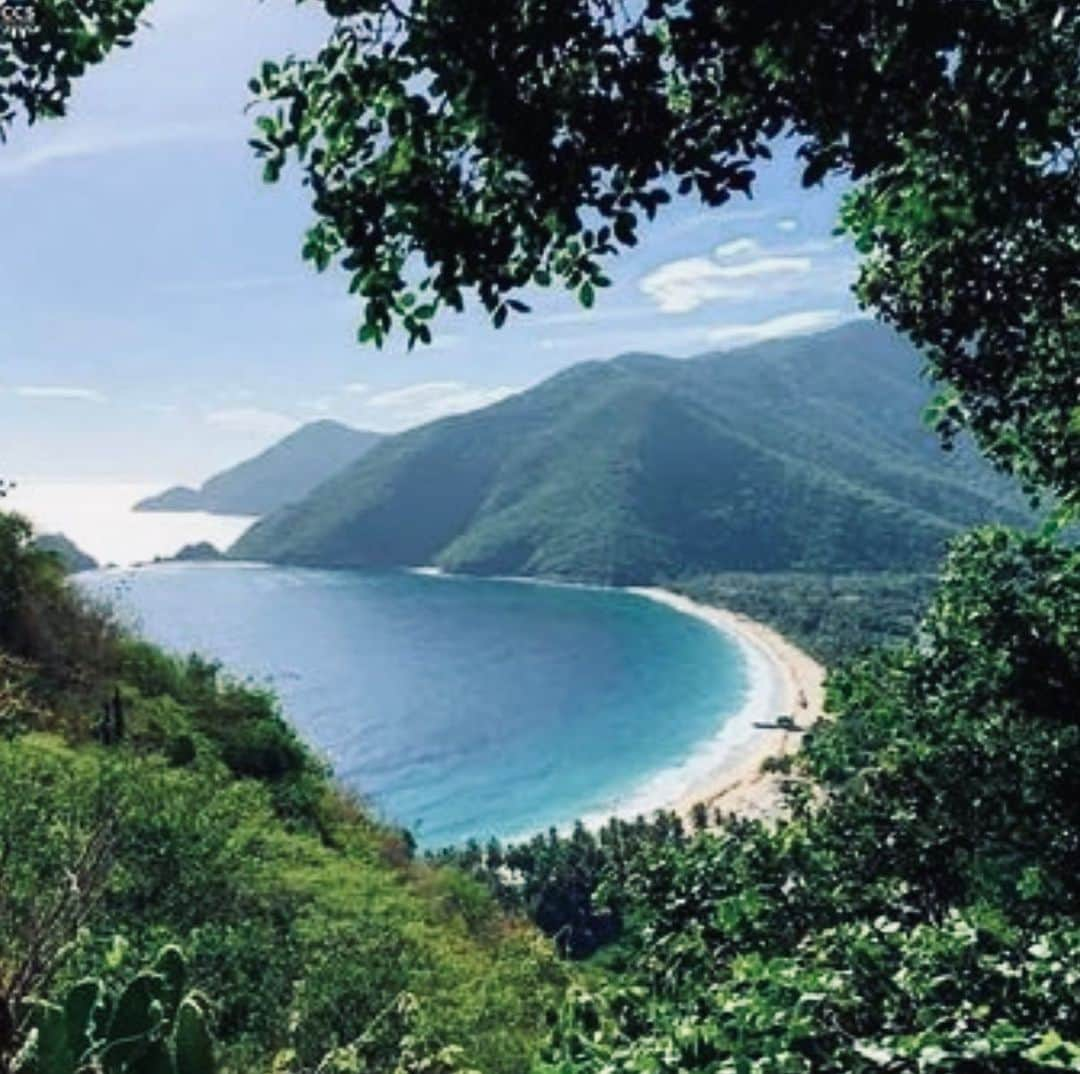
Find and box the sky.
[0,0,860,486]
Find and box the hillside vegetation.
[31,533,98,574]
[233,323,1031,581]
[444,528,1080,1071]
[671,571,937,665]
[5,508,1079,1073]
[0,511,565,1074]
[137,421,382,517]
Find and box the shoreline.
[90,560,825,833]
[628,587,826,823]
[415,566,826,826]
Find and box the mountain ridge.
[136,419,382,516]
[232,322,1032,581]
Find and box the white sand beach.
[413,567,827,829]
[628,588,826,823]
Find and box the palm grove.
[2,2,1079,1073]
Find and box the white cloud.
[640,254,812,313]
[342,382,370,395]
[204,407,299,437]
[714,256,812,279]
[704,309,851,348]
[714,238,761,259]
[15,386,107,402]
[365,381,519,428]
[777,218,799,232]
[0,122,233,179]
[664,207,772,237]
[639,258,749,314]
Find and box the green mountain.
[233,322,1031,581]
[33,532,98,573]
[136,419,382,516]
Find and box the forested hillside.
[234,323,1030,580]
[0,511,564,1073]
[136,421,382,517]
[671,571,937,665]
[31,533,98,574]
[444,528,1080,1070]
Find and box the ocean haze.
[135,420,383,516]
[4,481,253,566]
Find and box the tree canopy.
[447,526,1080,1071]
[0,0,149,138]
[251,0,1080,513]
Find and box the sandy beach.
[628,588,826,823]
[414,567,827,828]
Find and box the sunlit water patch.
[5,481,254,566]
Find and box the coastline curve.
[628,587,826,823]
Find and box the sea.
[10,481,758,848]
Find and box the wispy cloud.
[714,238,761,259]
[342,382,370,395]
[777,217,799,232]
[536,307,860,358]
[639,258,750,314]
[204,407,299,437]
[715,256,811,279]
[15,386,107,402]
[663,206,773,237]
[365,381,519,428]
[0,122,233,179]
[640,254,812,313]
[704,309,851,348]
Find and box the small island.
[166,541,226,563]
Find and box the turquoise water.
[79,564,749,847]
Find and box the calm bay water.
[79,563,749,846]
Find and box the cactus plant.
[12,945,215,1074]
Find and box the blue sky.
[0,0,860,485]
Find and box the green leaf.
[106,974,160,1050]
[174,999,215,1074]
[28,1002,74,1074]
[64,980,103,1061]
[132,1039,176,1074]
[153,947,186,1023]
